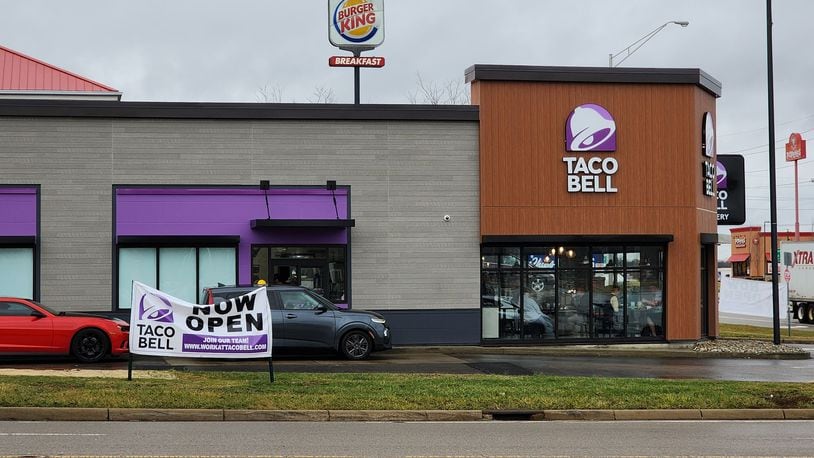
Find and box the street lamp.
[609,21,690,67]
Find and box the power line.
[748,182,814,189]
[718,113,814,138]
[720,127,814,156]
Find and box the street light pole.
[766,0,781,345]
[609,21,689,67]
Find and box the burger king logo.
[329,0,384,48]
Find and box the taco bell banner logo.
[129,282,271,359]
[139,292,174,323]
[563,103,619,193]
[565,104,617,152]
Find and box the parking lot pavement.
[1,345,812,382]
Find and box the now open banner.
[129,281,272,358]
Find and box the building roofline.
[465,64,722,98]
[0,90,123,101]
[730,226,762,233]
[0,100,480,121]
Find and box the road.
[0,420,811,456]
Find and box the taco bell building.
[0,46,722,345]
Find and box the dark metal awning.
[0,236,36,247]
[250,219,355,229]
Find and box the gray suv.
[201,285,391,360]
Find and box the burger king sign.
[329,0,385,50]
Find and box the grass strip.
[719,323,814,342]
[1,372,812,410]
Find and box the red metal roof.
[0,44,117,92]
[727,253,750,263]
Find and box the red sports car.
[0,297,129,363]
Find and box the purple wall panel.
[116,188,350,284]
[0,188,37,236]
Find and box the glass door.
[700,245,710,337]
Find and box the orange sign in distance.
[785,133,807,162]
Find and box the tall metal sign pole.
[766,0,781,345]
[328,0,386,105]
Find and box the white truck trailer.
[780,241,814,323]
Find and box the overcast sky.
[2,0,813,250]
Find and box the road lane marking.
[0,433,105,436]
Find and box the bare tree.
[256,83,336,103]
[307,85,336,104]
[256,83,284,103]
[408,72,470,105]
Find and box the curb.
[1,407,813,422]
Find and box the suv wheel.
[340,330,372,360]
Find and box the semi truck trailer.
[780,241,814,323]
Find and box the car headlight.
[371,317,386,324]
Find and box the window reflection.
[557,271,589,338]
[524,272,555,340]
[482,244,666,341]
[526,247,557,269]
[499,273,521,340]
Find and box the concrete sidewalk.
[1,407,813,422]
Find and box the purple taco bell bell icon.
[139,292,174,323]
[566,104,617,152]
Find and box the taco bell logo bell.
[139,293,174,323]
[565,104,617,152]
[563,103,619,193]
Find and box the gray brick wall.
[0,117,480,312]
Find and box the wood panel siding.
[476,76,719,341]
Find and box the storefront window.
[199,247,237,295]
[525,247,557,269]
[118,246,236,309]
[558,246,590,269]
[0,247,34,299]
[557,270,589,338]
[481,244,666,342]
[159,248,196,303]
[481,247,500,270]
